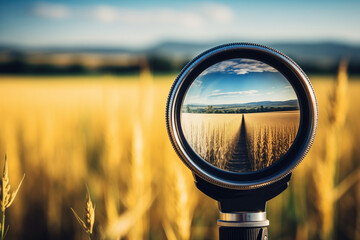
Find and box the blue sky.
[183,59,297,105]
[0,0,359,47]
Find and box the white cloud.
[200,3,234,24]
[92,5,119,22]
[27,2,237,47]
[32,2,233,29]
[33,3,69,19]
[7,1,358,48]
[200,59,277,76]
[193,79,203,87]
[91,6,205,27]
[208,90,258,97]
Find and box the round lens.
[181,58,300,173]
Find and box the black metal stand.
[217,211,269,240]
[219,226,268,240]
[194,174,291,240]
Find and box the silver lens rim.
[166,43,318,190]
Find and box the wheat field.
[0,71,359,239]
[181,111,299,172]
[181,113,242,170]
[245,111,300,171]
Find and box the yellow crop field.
[245,111,300,171]
[0,69,359,239]
[181,111,299,172]
[181,113,242,170]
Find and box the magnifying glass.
[166,43,317,240]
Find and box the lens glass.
[181,59,300,172]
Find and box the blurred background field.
[0,72,359,240]
[0,0,360,239]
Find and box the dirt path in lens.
[227,114,251,172]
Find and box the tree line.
[185,105,299,114]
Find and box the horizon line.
[184,99,298,106]
[1,39,360,50]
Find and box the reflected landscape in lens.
[181,59,300,173]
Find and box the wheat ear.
[0,154,25,240]
[71,188,95,239]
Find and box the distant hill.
[148,41,360,73]
[187,99,299,108]
[184,99,299,114]
[146,41,214,58]
[1,41,359,59]
[1,41,359,74]
[149,41,360,61]
[270,42,360,61]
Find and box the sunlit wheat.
[0,70,359,239]
[181,113,242,169]
[71,188,95,240]
[245,111,299,171]
[0,155,25,240]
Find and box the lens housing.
[166,43,318,190]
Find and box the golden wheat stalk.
[71,188,95,239]
[0,154,25,240]
[310,59,349,240]
[162,146,198,240]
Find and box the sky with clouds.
[183,59,298,105]
[0,0,359,47]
